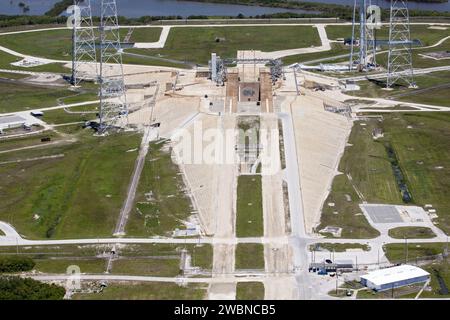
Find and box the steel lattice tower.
[386,0,416,89]
[71,0,97,86]
[99,0,128,133]
[349,0,378,71]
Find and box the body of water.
[0,0,311,17]
[0,0,449,17]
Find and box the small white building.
[0,115,27,131]
[360,265,430,292]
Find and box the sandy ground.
[207,115,238,300]
[288,90,353,235]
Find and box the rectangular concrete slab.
[363,205,404,223]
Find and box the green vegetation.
[0,256,35,273]
[283,25,449,68]
[405,72,450,107]
[319,112,450,238]
[318,172,380,239]
[0,243,213,275]
[235,244,264,269]
[380,113,450,233]
[349,71,450,107]
[126,141,194,237]
[73,282,207,300]
[377,40,450,70]
[0,244,104,256]
[309,243,370,252]
[0,28,162,62]
[0,80,98,113]
[317,119,391,238]
[383,243,448,262]
[0,130,60,153]
[111,258,180,277]
[388,227,436,239]
[236,282,265,300]
[356,286,423,299]
[132,26,320,65]
[41,105,98,125]
[0,71,28,80]
[0,50,69,74]
[0,131,141,239]
[421,260,450,298]
[109,244,213,275]
[34,258,106,274]
[236,175,263,237]
[325,25,449,47]
[378,244,449,298]
[0,276,65,300]
[282,43,349,66]
[45,0,74,16]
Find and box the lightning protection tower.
[386,0,416,89]
[349,0,380,72]
[71,0,97,86]
[98,0,128,133]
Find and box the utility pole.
[378,247,380,267]
[335,271,339,295]
[405,236,409,264]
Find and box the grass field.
[0,130,60,153]
[319,112,450,238]
[0,244,108,256]
[0,243,213,275]
[381,113,450,233]
[111,258,181,277]
[421,260,450,298]
[41,104,98,125]
[236,175,263,238]
[0,71,28,80]
[0,131,141,239]
[0,26,319,67]
[388,227,436,239]
[325,25,449,47]
[376,39,450,70]
[125,141,194,237]
[236,282,265,300]
[393,71,450,107]
[72,282,207,300]
[0,28,162,61]
[235,244,264,270]
[309,243,370,252]
[131,26,320,65]
[111,244,213,276]
[297,25,450,71]
[33,258,106,274]
[0,80,98,113]
[282,43,349,66]
[349,71,450,107]
[0,50,70,74]
[383,243,448,262]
